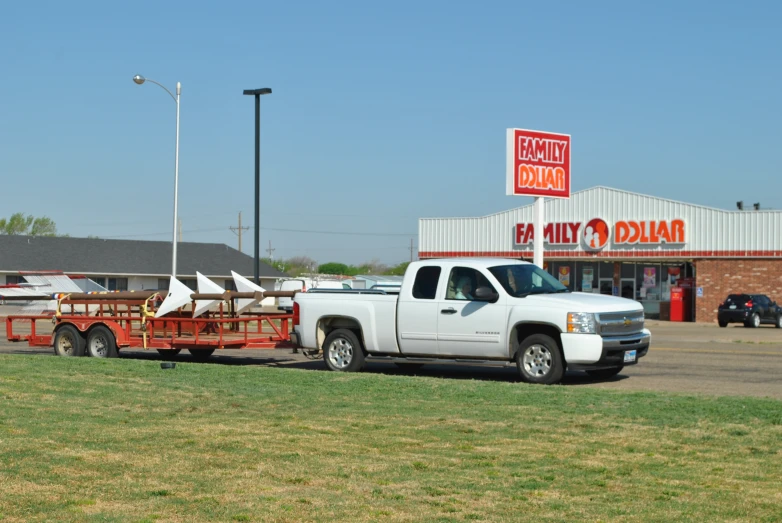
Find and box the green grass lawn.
[0,354,780,522]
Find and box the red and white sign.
[506,128,571,198]
[514,219,685,250]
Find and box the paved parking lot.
[2,319,780,399]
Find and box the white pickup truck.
[289,258,650,384]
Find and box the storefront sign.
[614,220,685,245]
[506,129,571,198]
[514,218,686,249]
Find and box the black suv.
[717,294,782,328]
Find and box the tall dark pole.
[243,88,272,285]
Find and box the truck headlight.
[567,312,596,334]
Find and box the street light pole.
[243,87,272,285]
[133,74,181,277]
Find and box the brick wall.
[694,259,782,323]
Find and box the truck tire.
[718,321,727,328]
[585,366,624,380]
[516,334,564,385]
[86,326,118,358]
[53,325,86,357]
[323,329,365,372]
[189,349,215,362]
[157,349,181,359]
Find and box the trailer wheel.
[53,325,86,357]
[157,349,181,360]
[323,329,365,372]
[86,326,118,358]
[189,349,215,362]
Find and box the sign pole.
[533,197,544,269]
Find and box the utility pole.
[230,211,249,253]
[409,238,415,263]
[178,219,182,242]
[266,240,275,260]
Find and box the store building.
[419,186,782,322]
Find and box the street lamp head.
[133,75,146,85]
[243,88,272,96]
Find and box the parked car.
[290,258,650,384]
[277,279,349,312]
[717,294,782,328]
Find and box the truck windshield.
[488,264,568,298]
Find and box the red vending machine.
[670,287,685,322]
[670,280,694,322]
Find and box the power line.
[98,226,417,240]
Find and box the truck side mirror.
[474,286,499,303]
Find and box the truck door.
[396,265,443,355]
[437,267,507,358]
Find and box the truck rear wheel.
[323,329,365,372]
[53,325,86,357]
[516,334,564,385]
[86,326,118,358]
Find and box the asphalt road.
[2,319,781,400]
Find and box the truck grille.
[597,311,644,336]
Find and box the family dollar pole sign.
[506,128,571,270]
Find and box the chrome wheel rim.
[753,315,760,328]
[90,334,109,357]
[522,344,552,377]
[328,338,353,369]
[778,316,782,328]
[58,332,75,356]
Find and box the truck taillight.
[293,301,300,326]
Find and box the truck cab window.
[412,266,441,300]
[446,267,495,301]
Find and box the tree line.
[0,213,58,236]
[262,256,410,277]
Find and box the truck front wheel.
[323,329,365,372]
[516,334,564,385]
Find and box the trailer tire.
[323,329,365,372]
[86,326,118,358]
[53,325,86,357]
[189,348,215,362]
[157,349,181,360]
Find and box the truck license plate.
[624,350,637,363]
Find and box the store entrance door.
[621,278,635,300]
[599,278,613,295]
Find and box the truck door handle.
[441,308,457,315]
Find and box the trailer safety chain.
[301,349,321,360]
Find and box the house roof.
[0,236,287,278]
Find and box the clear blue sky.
[1,0,779,265]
